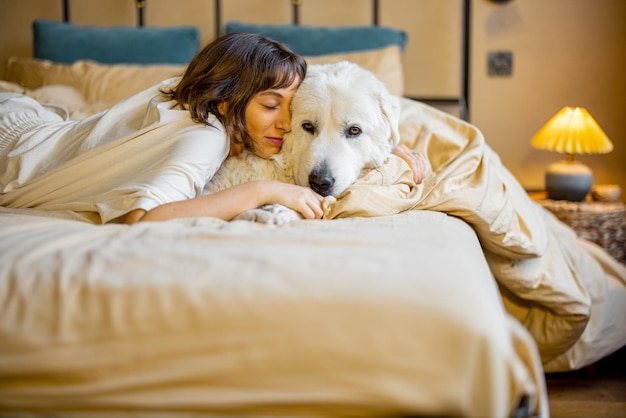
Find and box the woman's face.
[244,78,300,159]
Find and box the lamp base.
[545,160,593,201]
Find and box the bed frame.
[59,0,471,120]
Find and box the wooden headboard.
[61,0,385,32]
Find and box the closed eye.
[301,121,316,134]
[345,125,362,137]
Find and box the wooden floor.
[545,346,626,417]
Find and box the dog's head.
[283,61,401,197]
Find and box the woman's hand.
[392,144,430,184]
[260,181,324,220]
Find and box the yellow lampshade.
[531,107,613,155]
[531,107,613,201]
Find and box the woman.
[0,33,425,225]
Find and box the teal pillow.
[224,21,408,56]
[33,19,200,65]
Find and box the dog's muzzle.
[308,169,334,197]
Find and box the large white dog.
[204,61,402,224]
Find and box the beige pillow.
[305,45,404,96]
[4,57,185,105]
[5,56,83,91]
[76,61,185,104]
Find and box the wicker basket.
[539,200,626,265]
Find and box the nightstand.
[535,198,626,265]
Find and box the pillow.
[76,61,185,104]
[4,57,185,105]
[305,45,404,96]
[5,56,82,91]
[225,21,408,56]
[33,19,200,65]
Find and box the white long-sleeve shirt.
[0,78,229,223]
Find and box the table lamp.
[531,107,613,201]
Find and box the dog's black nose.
[309,172,334,197]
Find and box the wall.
[0,0,624,200]
[471,0,626,199]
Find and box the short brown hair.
[164,32,306,150]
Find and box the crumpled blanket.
[323,98,626,369]
[322,154,418,219]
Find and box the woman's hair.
[164,32,307,150]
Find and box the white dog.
[204,61,402,224]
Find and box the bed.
[1,1,626,417]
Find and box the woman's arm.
[125,180,323,224]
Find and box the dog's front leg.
[234,204,303,225]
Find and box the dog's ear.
[378,91,401,147]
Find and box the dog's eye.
[301,122,315,134]
[346,125,362,137]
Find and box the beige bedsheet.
[0,209,546,417]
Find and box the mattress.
[0,208,546,417]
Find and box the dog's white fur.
[203,61,402,224]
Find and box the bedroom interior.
[0,0,625,417]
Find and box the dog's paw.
[234,204,303,225]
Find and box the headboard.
[55,0,470,120]
[61,0,386,35]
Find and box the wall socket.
[488,51,513,76]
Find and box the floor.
[545,346,626,417]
